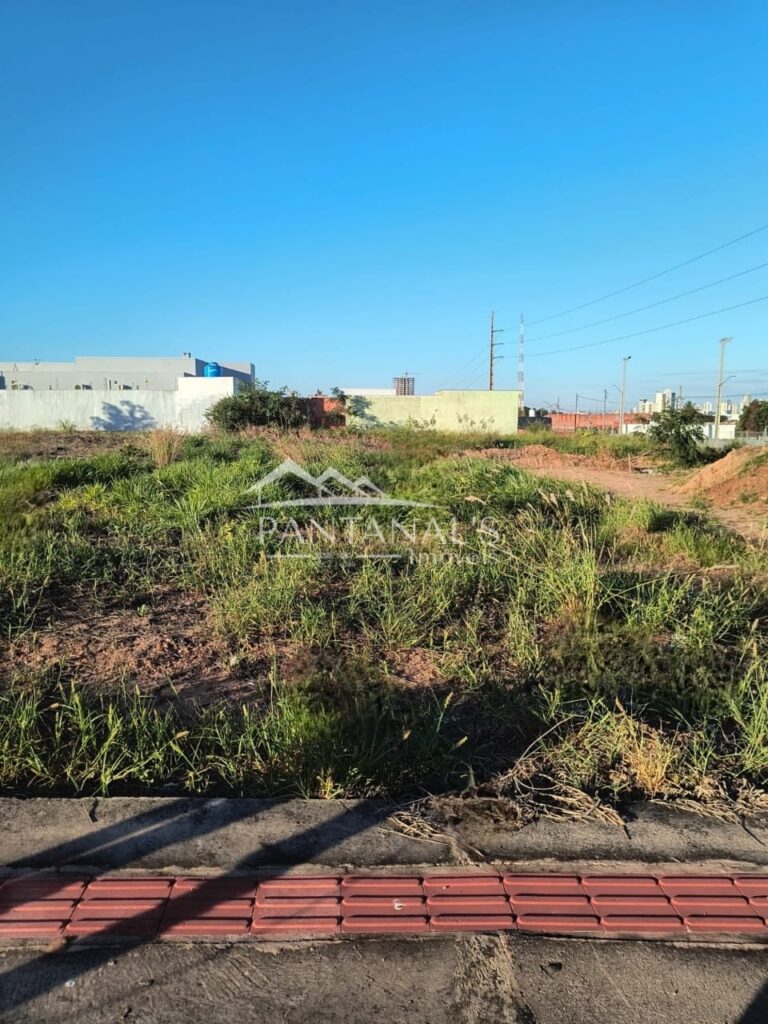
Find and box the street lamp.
[619,356,632,434]
[714,338,733,441]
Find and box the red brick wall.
[303,396,345,427]
[549,412,646,432]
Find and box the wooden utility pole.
[603,388,608,431]
[488,311,504,390]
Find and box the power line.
[442,347,487,389]
[527,260,768,343]
[526,294,768,359]
[446,349,488,390]
[528,221,768,327]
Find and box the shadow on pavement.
[738,981,768,1024]
[0,799,394,1016]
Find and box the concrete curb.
[2,797,768,871]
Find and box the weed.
[140,426,186,467]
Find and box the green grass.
[0,681,466,798]
[0,425,766,809]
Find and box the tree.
[738,400,768,434]
[648,403,707,466]
[206,380,307,432]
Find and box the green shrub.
[206,381,307,432]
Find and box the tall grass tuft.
[140,426,186,468]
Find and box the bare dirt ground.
[473,445,768,541]
[0,430,133,460]
[2,591,257,703]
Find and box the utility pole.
[603,388,608,431]
[714,337,733,441]
[488,311,504,390]
[574,393,579,432]
[517,314,525,409]
[619,355,632,435]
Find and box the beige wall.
[348,389,519,433]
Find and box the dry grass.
[139,425,186,467]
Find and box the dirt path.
[473,448,768,542]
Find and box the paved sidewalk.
[3,797,768,1023]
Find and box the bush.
[206,380,307,432]
[738,399,768,433]
[648,404,708,467]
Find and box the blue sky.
[1,1,766,410]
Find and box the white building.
[0,353,255,432]
[0,354,254,392]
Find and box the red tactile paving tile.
[171,878,259,899]
[582,876,661,896]
[734,877,768,898]
[0,901,77,921]
[253,897,341,918]
[340,877,423,897]
[503,875,585,897]
[601,916,686,934]
[72,899,166,920]
[0,878,88,899]
[341,917,429,934]
[517,915,602,933]
[84,879,174,899]
[659,876,737,897]
[163,899,254,920]
[0,921,67,938]
[745,896,768,917]
[671,896,756,918]
[65,919,160,937]
[426,895,512,917]
[510,895,592,915]
[0,871,767,943]
[590,896,673,917]
[430,916,517,932]
[342,896,426,917]
[685,917,768,933]
[251,918,341,935]
[257,878,340,898]
[423,875,505,897]
[160,919,251,937]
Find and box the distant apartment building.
[392,375,416,396]
[635,389,676,415]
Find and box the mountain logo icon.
[247,458,434,508]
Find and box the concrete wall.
[348,389,519,433]
[0,377,236,432]
[0,355,255,392]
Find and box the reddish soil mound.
[470,444,625,472]
[471,444,586,469]
[677,448,768,506]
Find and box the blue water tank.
[203,361,222,378]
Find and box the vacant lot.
[1,427,767,814]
